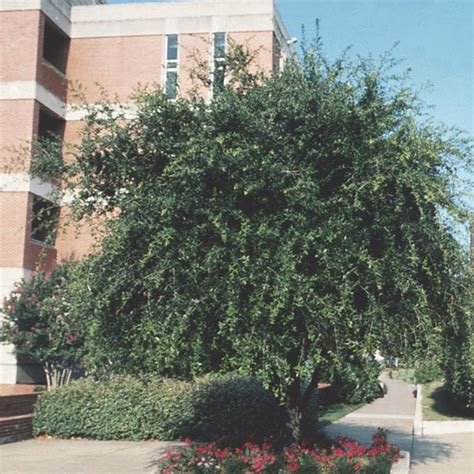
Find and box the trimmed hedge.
[33,375,287,442]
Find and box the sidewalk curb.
[423,420,474,435]
[415,383,474,435]
[391,450,410,473]
[413,383,423,435]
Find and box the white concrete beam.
[0,81,66,118]
[0,173,57,200]
[70,0,275,38]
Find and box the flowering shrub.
[1,264,83,390]
[157,429,400,473]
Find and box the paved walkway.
[323,373,474,473]
[323,373,417,453]
[411,432,474,473]
[0,439,180,473]
[1,375,472,473]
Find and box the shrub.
[443,269,473,408]
[329,356,383,404]
[1,264,83,390]
[157,429,400,473]
[413,358,444,384]
[445,340,474,408]
[33,374,287,442]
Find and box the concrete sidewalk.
[1,376,471,473]
[411,432,474,473]
[323,373,416,453]
[323,373,473,473]
[0,438,181,473]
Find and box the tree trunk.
[43,362,74,391]
[285,370,320,443]
[286,379,303,443]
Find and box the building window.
[165,34,178,99]
[31,195,60,245]
[38,108,65,140]
[272,33,282,74]
[212,32,226,95]
[42,20,69,74]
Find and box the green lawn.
[317,400,365,429]
[422,380,473,421]
[388,368,416,384]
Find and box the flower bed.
[157,429,400,473]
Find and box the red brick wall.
[0,100,36,173]
[55,206,98,262]
[0,11,41,81]
[229,31,274,75]
[63,120,85,149]
[179,33,211,98]
[0,394,38,417]
[0,193,28,268]
[67,35,164,103]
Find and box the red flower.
[333,447,344,458]
[215,448,229,460]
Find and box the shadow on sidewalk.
[323,423,454,465]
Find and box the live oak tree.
[36,42,472,440]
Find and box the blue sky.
[278,0,473,137]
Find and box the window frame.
[165,34,179,99]
[42,19,70,74]
[30,194,60,247]
[211,32,227,97]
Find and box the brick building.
[0,0,292,383]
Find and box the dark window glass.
[166,71,178,99]
[31,195,59,245]
[214,33,226,59]
[43,20,69,73]
[167,35,178,60]
[38,108,65,140]
[213,61,226,93]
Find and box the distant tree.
[2,264,83,390]
[34,41,472,440]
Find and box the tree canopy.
[35,42,473,439]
